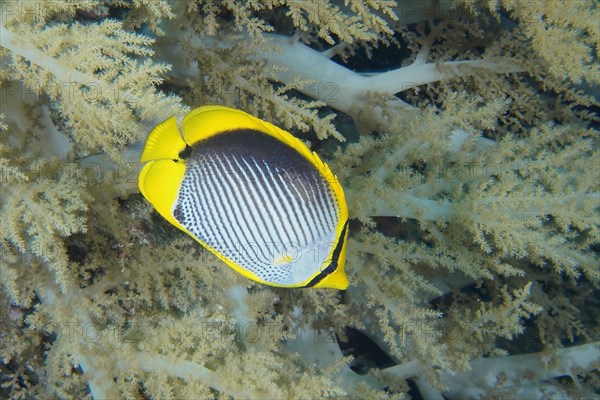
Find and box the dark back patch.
[189,129,324,202]
[192,129,312,171]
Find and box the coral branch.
[0,23,137,104]
[437,342,600,399]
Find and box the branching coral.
[1,0,598,399]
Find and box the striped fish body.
[138,106,349,289]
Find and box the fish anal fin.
[313,227,349,290]
[313,263,348,290]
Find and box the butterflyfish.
[138,106,349,289]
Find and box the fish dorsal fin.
[182,106,266,144]
[140,116,187,163]
[138,159,187,231]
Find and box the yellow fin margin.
[182,106,269,144]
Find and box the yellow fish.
[138,106,349,289]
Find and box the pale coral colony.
[0,1,598,400]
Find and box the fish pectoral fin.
[272,252,294,266]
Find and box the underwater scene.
[0,1,598,399]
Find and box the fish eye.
[179,144,192,159]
